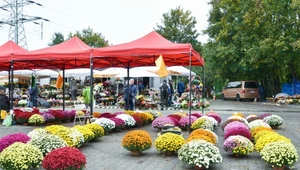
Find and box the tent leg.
[62,64,65,111]
[188,49,192,134]
[202,66,205,114]
[126,62,130,110]
[10,61,14,110]
[90,57,94,114]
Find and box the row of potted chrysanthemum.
[121,129,223,169]
[90,111,155,134]
[151,111,222,132]
[248,114,299,170]
[221,112,254,157]
[0,123,102,170]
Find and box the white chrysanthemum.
[116,114,136,127]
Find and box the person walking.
[0,86,9,112]
[123,81,132,110]
[70,78,78,100]
[129,79,137,110]
[177,79,185,97]
[160,80,170,110]
[138,80,145,95]
[82,82,93,109]
[168,80,174,106]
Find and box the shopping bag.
[2,114,12,126]
[1,110,7,119]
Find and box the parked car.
[222,81,260,101]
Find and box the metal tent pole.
[202,66,205,114]
[188,48,192,134]
[90,57,94,114]
[62,64,65,111]
[10,61,14,110]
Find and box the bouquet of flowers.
[28,114,45,125]
[260,141,299,168]
[178,116,198,130]
[263,115,284,128]
[178,140,223,169]
[122,130,152,152]
[0,142,43,170]
[42,147,86,170]
[73,126,95,142]
[224,121,252,140]
[248,119,271,131]
[255,132,291,152]
[187,129,218,145]
[154,133,185,153]
[84,123,104,139]
[93,118,116,133]
[151,116,174,130]
[223,135,254,156]
[207,112,222,125]
[0,133,30,152]
[29,131,67,156]
[115,114,136,127]
[191,117,215,131]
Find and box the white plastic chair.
[73,104,92,126]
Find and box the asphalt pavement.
[0,100,299,170]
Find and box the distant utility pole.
[0,0,49,49]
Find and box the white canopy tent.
[115,67,159,78]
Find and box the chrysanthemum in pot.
[154,132,185,156]
[0,142,43,170]
[122,130,152,156]
[187,129,218,145]
[178,139,223,169]
[84,123,105,139]
[152,116,174,130]
[255,132,291,152]
[263,115,284,129]
[223,135,254,156]
[42,147,86,170]
[260,141,299,170]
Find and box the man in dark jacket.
[168,80,174,106]
[0,86,9,112]
[177,79,185,97]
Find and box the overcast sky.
[0,0,211,50]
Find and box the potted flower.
[250,126,273,139]
[151,116,174,130]
[18,99,27,107]
[263,115,284,129]
[207,112,222,125]
[260,141,299,170]
[223,135,254,156]
[84,123,105,139]
[246,114,259,123]
[14,111,34,125]
[248,119,271,131]
[187,129,218,145]
[28,114,45,125]
[0,142,43,170]
[115,114,136,128]
[258,113,272,119]
[232,112,245,118]
[29,130,67,156]
[178,116,198,130]
[178,140,223,169]
[131,115,143,127]
[191,117,215,131]
[224,121,252,140]
[122,130,152,156]
[154,132,185,156]
[0,133,30,152]
[93,118,116,134]
[73,125,95,142]
[255,132,291,152]
[42,147,86,170]
[41,113,55,124]
[109,117,126,131]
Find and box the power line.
[0,0,49,49]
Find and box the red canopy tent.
[13,36,109,69]
[92,31,204,67]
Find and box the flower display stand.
[130,150,142,156]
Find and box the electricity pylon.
[0,0,49,49]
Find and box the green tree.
[48,32,65,46]
[155,6,205,87]
[67,27,109,48]
[204,0,300,97]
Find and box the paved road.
[0,101,299,170]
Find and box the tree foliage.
[155,6,204,78]
[204,0,300,96]
[48,32,65,46]
[48,27,109,48]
